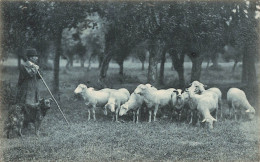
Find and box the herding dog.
[5,98,52,138]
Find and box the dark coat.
[16,63,41,105]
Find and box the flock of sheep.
[74,81,256,129]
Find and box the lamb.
[178,90,198,124]
[74,84,111,121]
[135,85,174,122]
[188,81,222,119]
[104,88,130,122]
[119,84,157,123]
[186,86,218,129]
[134,83,157,93]
[227,88,255,120]
[119,92,144,123]
[207,88,222,118]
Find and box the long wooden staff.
[37,70,69,125]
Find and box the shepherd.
[16,48,41,105]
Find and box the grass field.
[0,60,259,161]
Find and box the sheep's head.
[134,84,147,95]
[202,117,217,129]
[188,81,206,94]
[105,98,116,112]
[146,84,157,91]
[134,84,156,95]
[74,84,87,94]
[119,104,128,116]
[245,106,255,120]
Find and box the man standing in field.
[16,48,41,105]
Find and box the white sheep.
[104,88,130,122]
[135,85,174,122]
[186,85,218,129]
[119,84,157,123]
[207,87,222,118]
[227,88,255,120]
[188,81,205,94]
[74,84,110,121]
[119,92,144,123]
[189,81,222,119]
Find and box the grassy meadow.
[0,60,259,161]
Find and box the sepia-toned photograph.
[0,0,259,161]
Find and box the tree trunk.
[211,52,219,68]
[206,59,210,70]
[171,61,174,71]
[147,47,158,84]
[159,49,167,84]
[242,47,257,105]
[18,55,21,69]
[170,52,185,88]
[69,54,73,67]
[53,30,62,93]
[188,52,204,82]
[141,61,145,71]
[87,54,93,71]
[242,48,248,84]
[99,51,113,80]
[177,66,185,87]
[80,59,84,68]
[232,60,238,73]
[119,61,124,76]
[98,55,104,69]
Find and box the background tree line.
[1,1,259,95]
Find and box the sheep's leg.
[219,100,222,119]
[136,109,140,124]
[170,109,174,121]
[232,102,237,121]
[234,109,237,121]
[196,112,201,127]
[115,106,120,122]
[92,107,96,121]
[103,107,108,115]
[189,111,193,125]
[178,111,182,122]
[7,130,10,139]
[35,122,40,136]
[18,127,23,137]
[88,109,91,121]
[215,108,218,121]
[133,111,136,123]
[228,101,233,119]
[148,110,152,123]
[112,115,115,121]
[153,105,159,122]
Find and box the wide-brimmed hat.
[26,48,38,57]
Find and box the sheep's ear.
[202,119,206,123]
[173,90,178,94]
[203,84,207,88]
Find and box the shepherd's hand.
[27,61,39,70]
